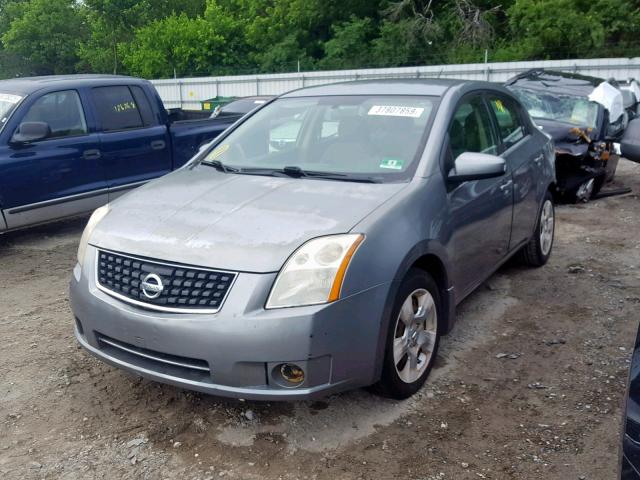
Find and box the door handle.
[151,140,166,150]
[499,180,513,191]
[83,149,101,160]
[533,154,544,164]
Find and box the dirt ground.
[1,160,640,480]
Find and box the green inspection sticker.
[379,158,404,170]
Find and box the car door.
[486,94,540,248]
[89,85,171,201]
[0,89,106,230]
[444,93,513,297]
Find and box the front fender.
[343,177,455,383]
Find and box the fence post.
[256,77,260,95]
[301,74,305,88]
[178,80,183,109]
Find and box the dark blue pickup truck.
[0,75,239,232]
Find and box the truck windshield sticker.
[379,158,405,170]
[368,105,424,118]
[113,101,137,113]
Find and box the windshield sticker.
[379,158,404,170]
[368,105,424,118]
[0,93,22,104]
[207,144,230,160]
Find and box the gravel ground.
[1,160,640,480]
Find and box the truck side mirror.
[620,117,640,164]
[11,121,51,144]
[448,152,506,182]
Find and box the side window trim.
[15,89,89,143]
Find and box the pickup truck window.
[92,86,144,132]
[21,90,87,139]
[130,86,155,126]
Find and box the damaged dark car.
[506,69,630,202]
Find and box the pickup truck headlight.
[266,234,364,309]
[77,204,110,267]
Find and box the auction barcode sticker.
[368,105,424,118]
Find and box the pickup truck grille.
[96,250,236,313]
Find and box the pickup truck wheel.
[373,269,441,399]
[518,192,555,267]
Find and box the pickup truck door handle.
[533,154,544,164]
[83,149,102,160]
[150,140,166,150]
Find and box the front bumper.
[70,246,390,400]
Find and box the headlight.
[266,234,364,309]
[77,204,110,267]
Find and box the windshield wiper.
[201,159,240,173]
[237,166,376,182]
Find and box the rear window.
[92,86,144,131]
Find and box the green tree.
[78,0,207,74]
[321,16,375,69]
[2,0,86,75]
[122,1,250,78]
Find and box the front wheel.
[373,269,441,399]
[518,192,555,267]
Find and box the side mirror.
[448,152,506,182]
[621,117,640,164]
[11,121,51,144]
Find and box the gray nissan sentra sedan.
[70,79,556,400]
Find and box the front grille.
[96,250,236,312]
[96,333,212,383]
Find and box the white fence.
[151,57,640,110]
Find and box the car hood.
[90,167,407,273]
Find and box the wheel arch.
[371,242,455,383]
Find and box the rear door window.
[92,86,144,132]
[487,96,526,150]
[130,86,155,126]
[21,90,87,139]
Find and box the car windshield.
[510,87,599,128]
[0,92,23,130]
[200,95,436,182]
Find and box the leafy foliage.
[0,0,638,78]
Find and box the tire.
[592,174,606,198]
[518,191,555,267]
[373,268,441,399]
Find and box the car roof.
[505,69,605,97]
[280,78,492,98]
[0,74,149,95]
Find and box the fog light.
[280,363,305,384]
